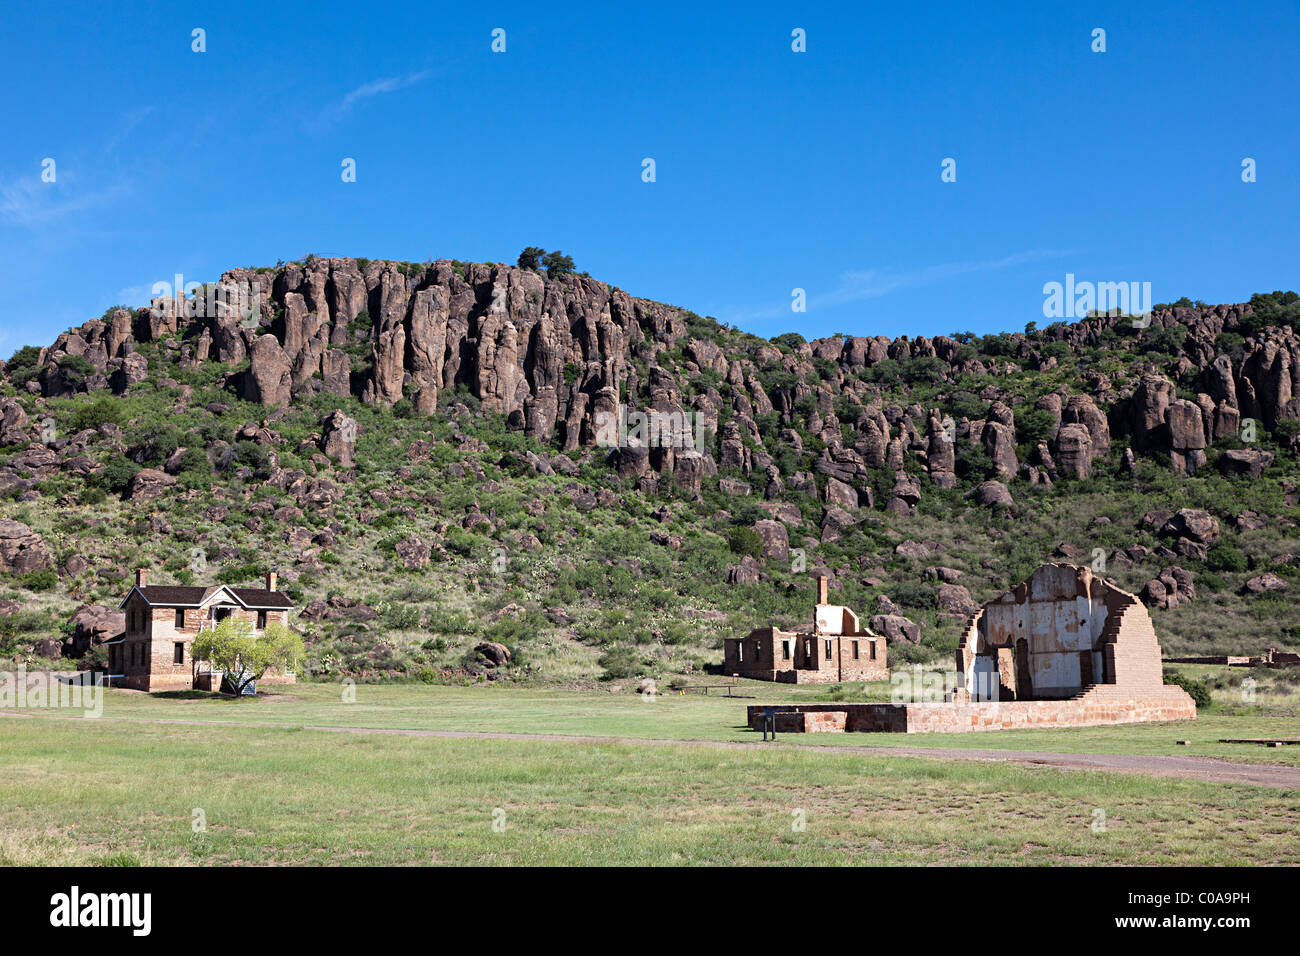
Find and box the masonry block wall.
[747,691,1196,734]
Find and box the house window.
[175,609,185,628]
[754,640,762,659]
[737,643,744,663]
[782,641,790,661]
[870,641,877,661]
[852,641,860,660]
[174,642,184,665]
[257,611,267,629]
[825,640,833,660]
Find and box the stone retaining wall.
[747,686,1195,734]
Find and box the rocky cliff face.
[13,258,1300,518]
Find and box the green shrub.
[69,395,125,432]
[5,346,42,386]
[1207,543,1247,573]
[892,579,937,610]
[98,457,140,493]
[1198,572,1227,594]
[597,645,645,680]
[20,569,58,592]
[726,525,762,559]
[1163,669,1212,709]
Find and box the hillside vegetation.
[1,257,1297,684]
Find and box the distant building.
[109,569,296,692]
[724,575,887,683]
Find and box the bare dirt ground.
[7,711,1299,788]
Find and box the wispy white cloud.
[102,106,156,155]
[342,71,429,109]
[727,249,1074,323]
[815,249,1072,309]
[317,70,431,125]
[0,108,150,230]
[0,175,130,229]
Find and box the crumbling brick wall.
[958,563,1172,701]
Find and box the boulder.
[981,421,1018,477]
[125,468,176,502]
[1141,567,1195,609]
[243,334,293,406]
[1243,573,1287,594]
[1061,394,1110,457]
[1159,509,1220,547]
[0,398,29,444]
[1219,448,1274,478]
[110,352,148,393]
[725,555,761,585]
[819,505,857,543]
[869,613,921,645]
[69,604,125,655]
[1054,423,1093,479]
[319,410,357,467]
[1128,374,1175,451]
[1167,399,1206,451]
[923,566,963,583]
[935,583,977,615]
[824,476,860,510]
[974,480,1014,508]
[752,519,790,562]
[394,535,431,570]
[895,540,930,560]
[0,518,52,574]
[475,641,511,667]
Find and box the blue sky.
[1,0,1296,354]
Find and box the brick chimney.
[266,571,277,592]
[135,568,147,588]
[816,574,828,605]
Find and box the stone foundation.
[747,686,1196,734]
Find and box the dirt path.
[5,711,1299,788]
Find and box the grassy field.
[4,676,1298,866]
[6,672,1297,765]
[2,716,1298,866]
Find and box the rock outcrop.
[0,519,51,574]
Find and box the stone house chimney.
[136,568,148,587]
[816,574,828,605]
[266,571,277,592]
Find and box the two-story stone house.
[110,569,296,692]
